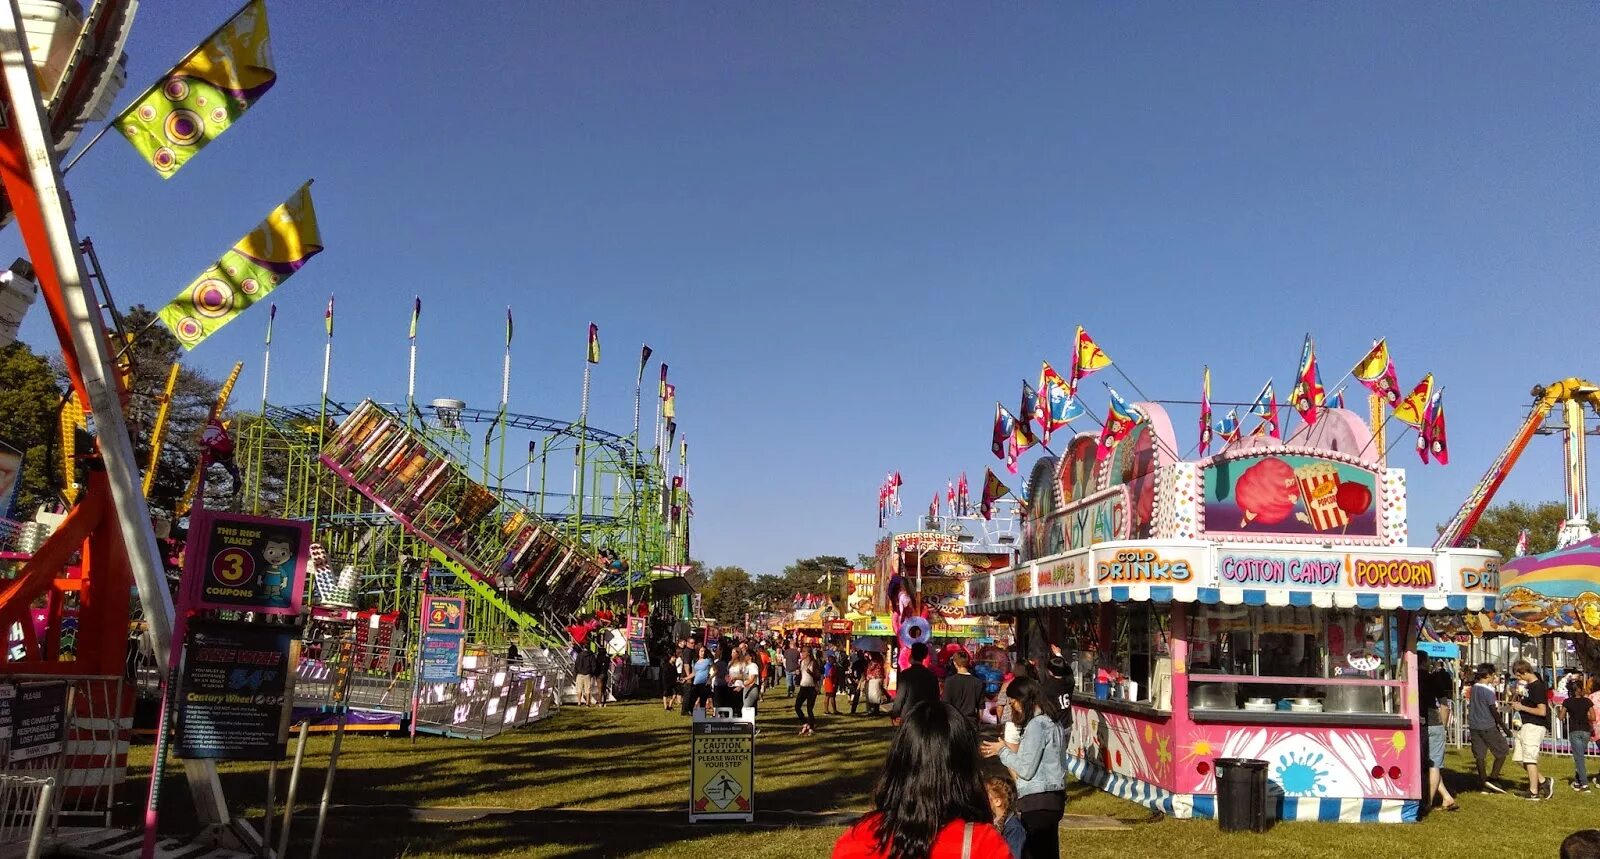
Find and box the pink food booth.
[965,404,1499,823]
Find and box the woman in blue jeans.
[1563,678,1596,791]
[981,677,1064,859]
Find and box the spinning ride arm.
[1434,378,1600,549]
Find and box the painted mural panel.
[1024,457,1061,562]
[1065,704,1177,791]
[1170,725,1416,800]
[1202,453,1379,539]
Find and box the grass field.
[129,699,1597,858]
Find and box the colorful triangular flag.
[1069,325,1113,394]
[1039,361,1084,445]
[1352,339,1401,408]
[1392,374,1433,428]
[1290,334,1325,425]
[980,469,1011,520]
[1250,379,1280,438]
[991,403,1013,461]
[1199,367,1213,455]
[1096,387,1143,460]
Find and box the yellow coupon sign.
[690,718,754,822]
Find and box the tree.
[781,555,851,603]
[0,341,64,515]
[856,553,877,570]
[748,574,792,614]
[1457,501,1598,558]
[700,565,752,624]
[117,305,227,515]
[1454,501,1600,676]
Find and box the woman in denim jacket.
[981,677,1064,859]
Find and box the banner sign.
[176,623,298,760]
[184,510,311,615]
[690,718,755,822]
[824,620,852,635]
[420,632,464,683]
[10,681,64,761]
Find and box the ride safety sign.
[689,716,755,822]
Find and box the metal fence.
[0,673,126,854]
[0,774,55,859]
[413,649,567,739]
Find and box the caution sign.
[689,718,755,822]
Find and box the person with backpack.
[572,644,597,707]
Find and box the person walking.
[662,647,682,712]
[982,677,1065,859]
[1418,654,1459,811]
[890,642,939,723]
[572,643,596,707]
[823,652,842,715]
[864,653,888,717]
[1562,677,1596,792]
[849,650,869,715]
[831,702,1011,859]
[943,651,985,727]
[784,641,802,697]
[1511,659,1554,800]
[687,646,714,715]
[1467,663,1510,793]
[795,647,821,735]
[740,645,763,717]
[727,647,750,718]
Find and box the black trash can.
[1215,758,1271,833]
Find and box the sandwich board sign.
[689,713,754,822]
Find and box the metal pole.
[277,721,310,858]
[307,712,348,859]
[0,0,234,825]
[262,763,276,858]
[577,363,591,544]
[24,779,53,859]
[313,327,332,533]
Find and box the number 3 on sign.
[212,548,255,586]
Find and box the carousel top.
[967,402,1500,615]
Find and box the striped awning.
[973,587,1495,615]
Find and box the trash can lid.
[1215,757,1269,769]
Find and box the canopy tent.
[1481,535,1600,639]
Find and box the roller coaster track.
[268,401,647,467]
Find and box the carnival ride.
[231,396,691,656]
[1432,378,1600,643]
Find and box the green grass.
[127,700,1597,858]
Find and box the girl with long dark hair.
[981,677,1065,859]
[832,702,1011,859]
[795,647,821,735]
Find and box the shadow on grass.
[120,701,893,857]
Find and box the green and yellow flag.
[158,182,323,350]
[114,0,276,178]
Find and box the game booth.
[966,407,1500,823]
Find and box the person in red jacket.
[833,702,1011,859]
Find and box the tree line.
[0,305,230,519]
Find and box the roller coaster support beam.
[0,0,228,825]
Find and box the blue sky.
[12,2,1598,573]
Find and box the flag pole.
[496,307,511,490]
[406,298,419,427]
[576,323,597,546]
[313,296,333,533]
[259,303,275,415]
[629,350,644,613]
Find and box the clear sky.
[12,2,1598,574]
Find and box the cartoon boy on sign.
[259,530,299,603]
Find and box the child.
[1467,663,1509,793]
[984,776,1026,859]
